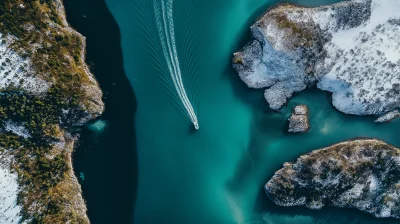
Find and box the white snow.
[233,24,307,109]
[266,139,400,219]
[307,200,324,210]
[379,206,392,218]
[368,175,379,192]
[316,0,400,114]
[339,183,365,201]
[288,105,310,133]
[0,153,22,224]
[4,121,30,138]
[235,0,400,115]
[294,105,308,115]
[375,110,400,122]
[0,33,49,94]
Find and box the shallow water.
[80,0,400,223]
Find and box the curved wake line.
[154,0,199,130]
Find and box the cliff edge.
[0,0,104,223]
[233,0,400,116]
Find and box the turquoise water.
[104,0,400,223]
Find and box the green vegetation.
[274,13,313,47]
[0,0,100,223]
[232,53,244,64]
[267,139,400,220]
[0,0,60,37]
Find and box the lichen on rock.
[266,139,400,219]
[233,0,400,116]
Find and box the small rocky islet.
[288,105,310,133]
[233,0,400,220]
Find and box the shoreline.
[63,0,139,222]
[233,0,400,116]
[0,0,104,222]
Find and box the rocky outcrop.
[233,0,400,116]
[0,0,103,223]
[266,139,400,219]
[375,110,400,123]
[288,105,309,133]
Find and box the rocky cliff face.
[0,0,103,223]
[233,0,400,116]
[266,139,400,219]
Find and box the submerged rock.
[233,0,400,116]
[288,105,310,133]
[266,139,400,219]
[375,110,400,123]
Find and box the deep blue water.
[67,0,400,223]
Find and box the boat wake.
[153,0,199,130]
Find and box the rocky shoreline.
[266,138,400,219]
[233,0,400,116]
[0,0,103,222]
[375,110,400,123]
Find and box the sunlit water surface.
[104,0,400,223]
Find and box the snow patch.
[234,0,400,115]
[0,33,49,94]
[318,0,400,114]
[0,153,22,224]
[375,110,400,123]
[4,121,30,138]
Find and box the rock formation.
[266,139,400,219]
[0,0,103,223]
[375,110,400,123]
[233,0,400,116]
[288,105,310,133]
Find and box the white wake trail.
[154,0,199,130]
[165,0,198,127]
[154,0,185,107]
[160,0,190,111]
[159,0,193,123]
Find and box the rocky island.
[0,0,103,223]
[375,110,400,123]
[288,105,310,133]
[266,139,400,219]
[233,0,400,117]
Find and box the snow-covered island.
[266,139,400,219]
[233,0,400,116]
[0,0,103,223]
